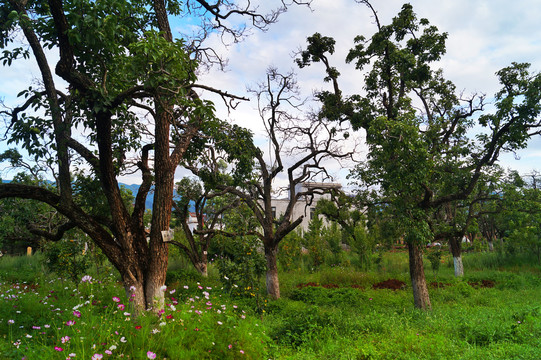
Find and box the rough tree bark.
[264,244,281,299]
[408,243,431,310]
[449,236,464,277]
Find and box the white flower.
[120,337,127,343]
[109,345,117,351]
[160,285,167,292]
[151,328,160,334]
[217,321,223,325]
[159,322,166,327]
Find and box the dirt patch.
[468,280,496,288]
[296,282,320,288]
[372,279,406,290]
[350,284,364,290]
[322,283,339,289]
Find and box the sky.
[2,0,541,185]
[191,0,541,182]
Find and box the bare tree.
[187,68,355,298]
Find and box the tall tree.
[186,68,354,298]
[0,0,309,313]
[298,2,541,309]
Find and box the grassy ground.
[1,250,540,359]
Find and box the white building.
[271,182,342,232]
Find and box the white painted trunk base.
[453,256,464,277]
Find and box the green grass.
[0,250,540,359]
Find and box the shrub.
[41,238,90,285]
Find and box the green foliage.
[268,301,330,348]
[302,217,329,269]
[0,173,58,253]
[426,249,442,277]
[278,230,303,271]
[41,237,90,285]
[0,253,45,283]
[0,273,269,359]
[1,251,541,358]
[289,286,368,307]
[212,235,266,298]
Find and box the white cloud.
[3,0,541,183]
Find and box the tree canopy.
[298,2,541,309]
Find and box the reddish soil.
[468,280,496,288]
[372,279,406,290]
[322,283,339,289]
[296,282,320,288]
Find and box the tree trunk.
[265,244,280,299]
[408,243,431,310]
[195,252,208,277]
[124,280,146,315]
[449,236,464,277]
[488,238,494,252]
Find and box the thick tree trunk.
[408,243,431,310]
[449,236,464,277]
[124,279,146,315]
[195,252,208,277]
[195,261,208,277]
[265,244,280,299]
[145,271,167,311]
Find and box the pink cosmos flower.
[61,336,70,344]
[113,296,120,302]
[240,350,245,354]
[54,346,63,352]
[91,354,103,360]
[147,351,157,359]
[105,350,112,355]
[228,344,232,349]
[73,310,81,318]
[66,320,76,326]
[118,304,125,310]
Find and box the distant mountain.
[119,183,187,212]
[119,183,154,210]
